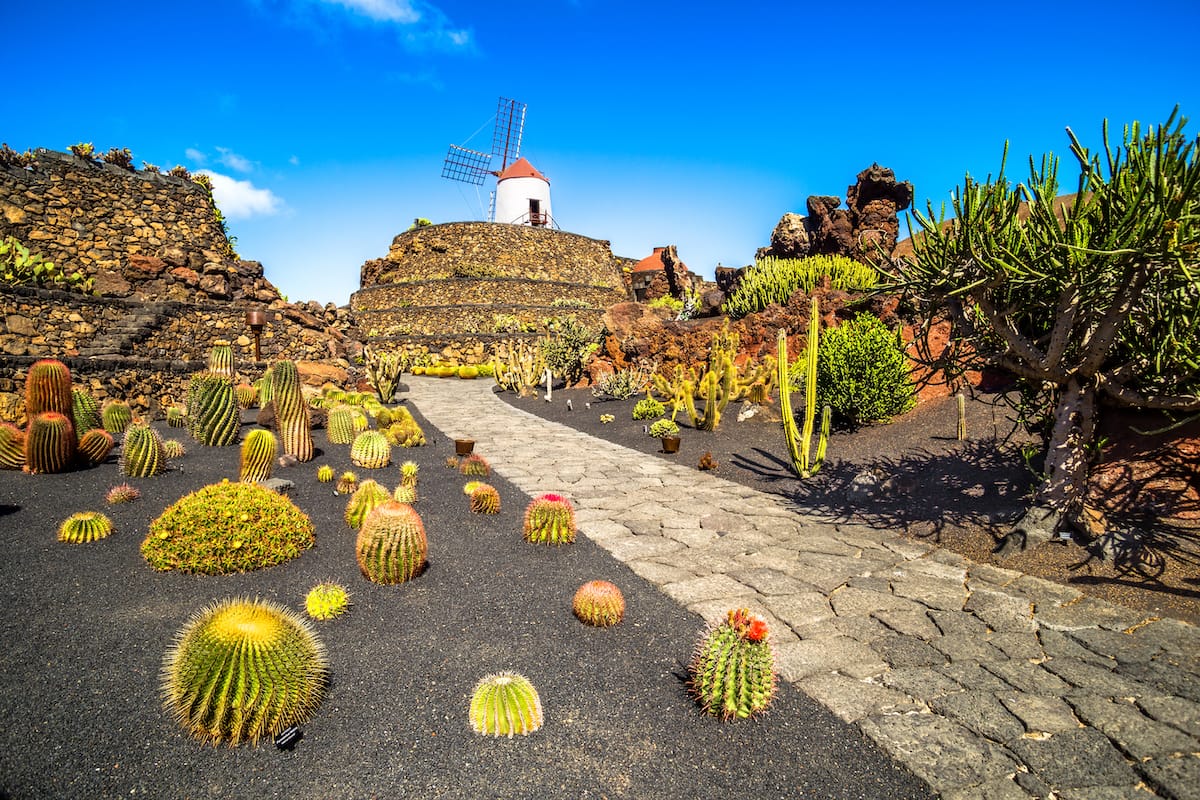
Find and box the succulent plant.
[77,427,115,466]
[239,428,276,483]
[25,358,73,418]
[632,393,665,421]
[356,501,427,584]
[399,460,419,487]
[161,597,328,746]
[166,405,187,428]
[470,484,501,515]
[688,608,777,721]
[101,400,133,434]
[392,484,418,504]
[143,479,314,574]
[234,383,258,409]
[350,430,391,469]
[207,340,235,380]
[271,360,313,462]
[57,511,114,544]
[71,388,102,437]
[459,453,490,477]
[316,464,335,483]
[468,672,543,738]
[26,411,76,474]
[461,480,485,496]
[697,451,718,471]
[120,423,166,478]
[187,372,239,447]
[599,414,615,424]
[444,456,460,469]
[305,582,351,621]
[105,483,140,504]
[572,580,625,627]
[522,493,576,545]
[344,479,391,529]
[162,439,186,459]
[0,422,25,469]
[458,365,479,379]
[335,470,359,494]
[383,406,425,447]
[375,407,394,428]
[326,407,357,445]
[648,419,679,439]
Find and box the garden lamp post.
[245,309,266,362]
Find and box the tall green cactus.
[187,372,239,447]
[688,608,777,720]
[777,300,830,478]
[25,359,73,419]
[239,429,276,483]
[356,500,428,584]
[26,411,76,474]
[121,423,167,477]
[101,400,132,434]
[207,340,235,380]
[71,388,102,438]
[271,360,313,462]
[0,423,25,470]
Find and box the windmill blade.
[442,145,492,186]
[492,97,526,171]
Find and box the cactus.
[305,581,351,621]
[162,439,186,459]
[956,392,967,441]
[344,479,391,529]
[392,483,418,504]
[468,672,543,738]
[271,360,313,462]
[522,493,576,545]
[26,411,76,474]
[459,453,490,477]
[25,358,72,418]
[363,346,405,403]
[121,423,167,478]
[57,511,114,544]
[161,597,328,746]
[335,471,359,495]
[375,407,394,428]
[355,500,427,584]
[572,580,625,627]
[632,392,665,420]
[105,483,140,504]
[253,368,273,408]
[316,464,335,483]
[458,365,479,379]
[101,400,133,434]
[0,423,26,470]
[187,372,239,447]
[71,388,102,437]
[166,405,187,428]
[469,483,501,514]
[698,451,718,471]
[444,456,460,469]
[239,429,276,483]
[688,608,777,721]
[234,383,258,409]
[77,428,115,466]
[777,304,830,478]
[326,407,358,445]
[399,460,419,487]
[206,340,235,379]
[350,430,391,469]
[383,406,425,447]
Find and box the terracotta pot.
[454,438,475,456]
[661,435,681,454]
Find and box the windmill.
[442,97,527,217]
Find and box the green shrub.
[1,236,94,293]
[815,313,914,427]
[142,479,314,574]
[591,367,648,401]
[722,254,877,320]
[648,295,684,315]
[632,395,665,420]
[539,316,598,386]
[648,419,679,438]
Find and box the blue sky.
[6,0,1199,305]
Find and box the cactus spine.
[355,501,428,584]
[121,423,167,477]
[350,430,391,469]
[25,359,72,418]
[58,511,114,544]
[239,429,276,483]
[161,597,328,746]
[26,411,76,474]
[187,373,239,447]
[469,672,543,738]
[573,580,625,627]
[101,400,132,434]
[271,360,313,462]
[777,303,829,478]
[688,608,777,720]
[344,479,391,529]
[0,423,26,470]
[522,493,577,545]
[71,388,101,438]
[77,428,115,466]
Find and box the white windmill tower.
[441,97,555,228]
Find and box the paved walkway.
[407,377,1200,800]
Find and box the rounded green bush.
[142,479,314,574]
[632,395,665,420]
[161,597,327,745]
[815,313,915,428]
[469,672,543,738]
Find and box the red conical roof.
[496,157,548,183]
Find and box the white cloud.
[322,0,419,23]
[216,147,254,173]
[315,0,473,51]
[198,170,283,220]
[289,155,301,166]
[185,148,207,165]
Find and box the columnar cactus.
[271,360,313,462]
[572,580,625,627]
[25,358,72,418]
[187,373,239,447]
[207,340,235,380]
[26,411,76,474]
[0,423,26,470]
[344,479,391,529]
[522,493,577,545]
[239,429,276,483]
[469,672,543,738]
[350,430,391,469]
[77,428,115,466]
[71,388,101,437]
[120,423,167,478]
[305,582,351,621]
[161,597,328,746]
[355,501,427,584]
[57,511,114,544]
[101,400,133,434]
[326,407,357,445]
[688,608,777,720]
[470,484,501,515]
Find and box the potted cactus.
[648,419,681,454]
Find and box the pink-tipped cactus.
[522,493,576,545]
[572,580,625,627]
